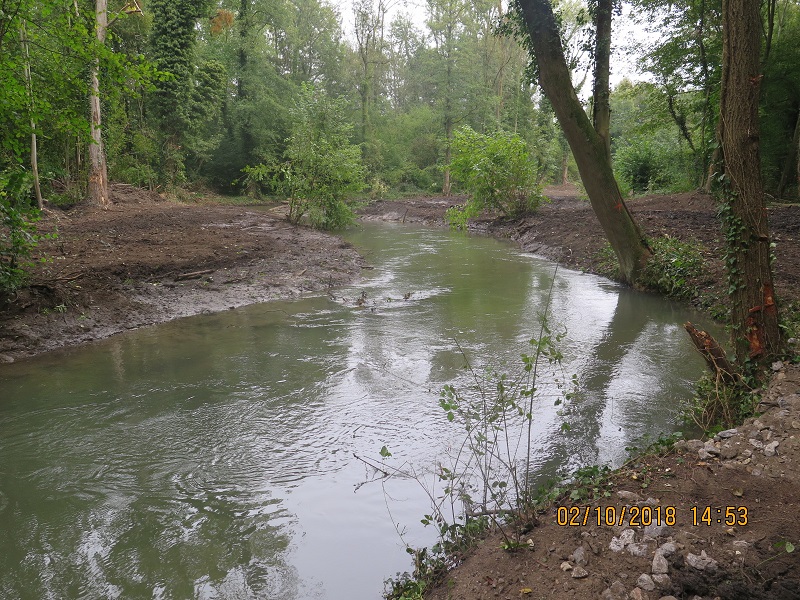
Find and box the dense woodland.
[2,0,799,204]
[1,0,799,363]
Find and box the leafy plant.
[245,84,365,230]
[613,133,696,195]
[681,372,758,433]
[1,168,46,296]
[638,235,704,299]
[447,126,546,228]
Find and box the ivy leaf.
[379,445,392,458]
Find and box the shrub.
[614,133,695,195]
[1,168,44,296]
[638,236,704,299]
[244,84,365,230]
[447,127,546,228]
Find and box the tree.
[149,0,210,184]
[88,0,110,207]
[717,0,781,364]
[512,0,652,284]
[447,126,545,227]
[591,0,612,160]
[248,84,365,230]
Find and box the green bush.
[447,126,545,228]
[638,236,704,299]
[1,168,44,296]
[244,84,365,230]
[614,133,695,195]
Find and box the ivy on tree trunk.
[718,0,781,365]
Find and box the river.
[0,222,718,599]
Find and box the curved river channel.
[0,223,720,599]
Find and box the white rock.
[686,550,718,572]
[627,543,650,557]
[609,528,635,552]
[636,573,656,591]
[652,552,669,574]
[560,561,573,572]
[765,441,780,457]
[716,428,738,439]
[571,566,588,579]
[657,542,677,557]
[652,573,671,589]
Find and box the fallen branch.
[175,269,214,281]
[684,322,737,383]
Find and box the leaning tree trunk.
[88,0,110,208]
[719,0,781,364]
[516,0,651,284]
[591,0,612,162]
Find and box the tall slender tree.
[88,0,110,207]
[513,0,652,284]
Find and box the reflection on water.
[0,223,720,599]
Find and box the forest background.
[2,0,799,204]
[2,0,800,284]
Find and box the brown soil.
[0,184,365,361]
[3,183,800,600]
[423,364,800,600]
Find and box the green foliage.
[681,373,758,433]
[447,126,546,228]
[566,465,614,502]
[247,84,365,230]
[0,168,43,295]
[638,235,704,299]
[613,133,696,195]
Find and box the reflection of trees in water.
[533,288,667,483]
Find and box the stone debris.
[572,545,588,566]
[616,490,639,502]
[609,528,635,552]
[652,552,670,574]
[570,565,588,579]
[600,580,628,600]
[686,550,718,572]
[765,440,780,456]
[626,542,651,557]
[652,573,671,589]
[656,542,677,557]
[636,573,655,591]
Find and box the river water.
[0,223,717,599]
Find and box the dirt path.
[0,185,365,362]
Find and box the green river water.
[0,223,719,599]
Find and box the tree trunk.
[516,0,651,284]
[88,0,110,207]
[591,0,611,162]
[719,0,781,364]
[20,24,43,210]
[777,107,800,199]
